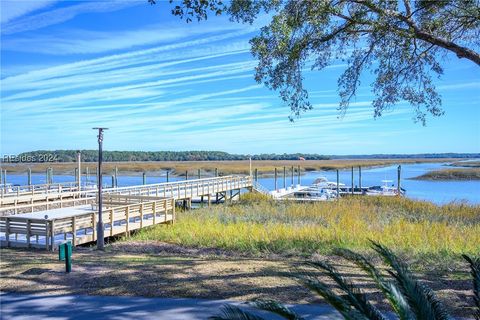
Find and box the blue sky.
[1,0,479,155]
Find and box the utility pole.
[93,127,108,251]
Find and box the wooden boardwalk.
[0,176,253,250]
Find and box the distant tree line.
[9,150,330,162]
[4,150,478,163]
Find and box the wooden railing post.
[50,220,55,251]
[110,209,114,236]
[72,216,76,246]
[126,206,130,235]
[5,218,10,247]
[92,212,96,241]
[153,202,157,224]
[27,219,31,248]
[140,203,144,228]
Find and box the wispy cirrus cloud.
[0,0,57,24]
[1,0,141,35]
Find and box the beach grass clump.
[132,194,480,259]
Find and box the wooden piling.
[351,166,354,195]
[28,168,32,185]
[114,166,118,187]
[198,169,201,179]
[166,170,169,183]
[359,166,362,190]
[185,171,188,180]
[215,168,218,177]
[336,169,340,199]
[274,168,278,191]
[297,166,301,185]
[142,172,146,185]
[397,165,402,195]
[254,168,258,182]
[283,166,286,189]
[291,166,294,186]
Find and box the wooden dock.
[0,176,254,250]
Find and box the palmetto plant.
[210,242,480,320]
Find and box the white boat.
[312,176,345,189]
[365,180,404,196]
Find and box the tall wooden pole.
[185,171,188,180]
[28,168,32,186]
[274,168,278,191]
[215,168,218,177]
[198,169,201,179]
[45,168,49,185]
[142,172,146,185]
[291,166,294,187]
[254,168,258,182]
[283,166,286,189]
[336,169,339,199]
[297,166,301,185]
[77,151,81,190]
[397,165,402,195]
[351,166,354,195]
[358,166,362,191]
[114,166,118,188]
[166,170,169,182]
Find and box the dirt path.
[0,241,475,318]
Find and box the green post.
[59,241,72,273]
[28,168,32,186]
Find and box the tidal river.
[4,162,480,205]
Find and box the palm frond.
[251,299,304,320]
[371,241,451,320]
[335,248,414,320]
[209,304,267,320]
[304,259,387,320]
[462,254,480,320]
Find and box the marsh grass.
[411,167,480,180]
[2,158,458,175]
[133,194,479,261]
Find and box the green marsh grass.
[133,193,480,259]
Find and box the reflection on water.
[4,162,480,205]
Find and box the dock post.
[77,151,81,190]
[359,166,362,191]
[28,168,32,185]
[49,168,53,184]
[111,175,115,188]
[0,168,3,187]
[185,171,188,180]
[274,168,278,191]
[283,166,286,189]
[351,166,354,195]
[45,168,49,185]
[114,166,118,187]
[207,194,211,207]
[291,166,294,187]
[198,169,201,179]
[397,165,401,195]
[297,166,301,185]
[254,169,258,182]
[143,172,146,185]
[215,168,218,177]
[166,170,169,183]
[336,169,339,199]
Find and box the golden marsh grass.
[133,194,480,259]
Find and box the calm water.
[4,162,480,205]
